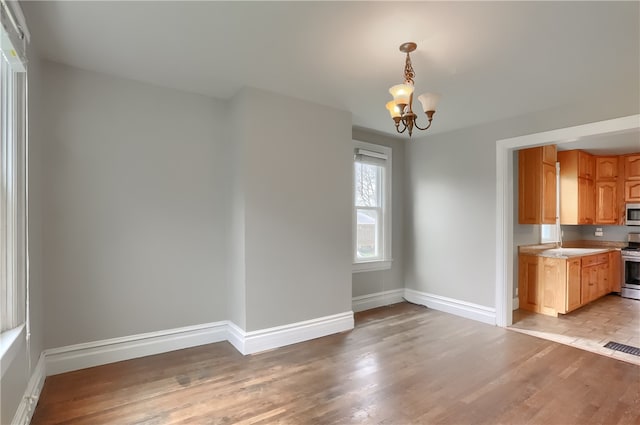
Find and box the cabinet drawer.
[581,253,608,267]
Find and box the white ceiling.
[21,1,640,138]
[558,129,640,155]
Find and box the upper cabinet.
[558,150,594,225]
[594,156,619,224]
[578,151,595,180]
[624,154,640,203]
[595,181,617,224]
[624,154,640,180]
[519,145,557,224]
[595,157,618,180]
[625,181,640,203]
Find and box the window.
[353,141,391,272]
[1,8,28,336]
[540,224,559,243]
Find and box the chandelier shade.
[417,93,441,113]
[388,84,414,105]
[385,101,402,118]
[386,42,441,137]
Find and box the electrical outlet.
[515,288,519,296]
[595,227,604,237]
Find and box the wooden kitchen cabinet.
[519,251,614,317]
[518,145,557,224]
[625,180,640,202]
[624,154,640,180]
[566,258,582,312]
[559,150,594,224]
[578,178,595,224]
[581,265,598,305]
[518,255,540,312]
[540,257,565,316]
[595,181,617,224]
[580,253,609,304]
[595,157,618,180]
[578,151,594,179]
[609,250,622,293]
[594,156,619,224]
[542,163,557,223]
[597,262,610,296]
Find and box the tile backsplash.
[562,225,639,242]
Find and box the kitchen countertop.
[519,241,623,259]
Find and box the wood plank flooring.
[511,295,640,365]
[32,302,640,425]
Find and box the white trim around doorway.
[494,114,640,327]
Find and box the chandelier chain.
[403,52,415,85]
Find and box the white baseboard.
[352,289,405,313]
[226,321,246,355]
[45,321,228,376]
[404,288,496,325]
[513,297,519,310]
[43,311,355,375]
[232,312,354,355]
[11,353,46,425]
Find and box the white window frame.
[0,4,29,375]
[352,140,392,273]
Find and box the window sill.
[352,259,393,273]
[1,324,25,378]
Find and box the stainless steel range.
[621,233,640,300]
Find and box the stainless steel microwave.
[627,204,640,226]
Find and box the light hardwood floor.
[32,302,640,425]
[511,295,640,365]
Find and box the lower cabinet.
[540,257,565,316]
[518,255,539,312]
[609,250,621,292]
[566,258,582,312]
[519,251,616,317]
[581,265,599,305]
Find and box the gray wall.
[40,61,231,348]
[0,53,45,425]
[238,88,353,331]
[405,94,639,309]
[227,90,248,330]
[351,128,405,298]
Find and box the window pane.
[354,162,381,207]
[356,209,380,259]
[540,224,559,243]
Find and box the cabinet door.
[595,157,618,180]
[518,149,541,224]
[578,151,594,179]
[540,257,564,316]
[542,145,557,165]
[542,162,557,224]
[625,154,640,180]
[625,181,640,202]
[566,258,582,312]
[518,255,539,312]
[595,181,617,224]
[609,251,621,293]
[597,263,610,297]
[578,178,594,224]
[581,266,598,304]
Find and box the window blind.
[354,148,387,167]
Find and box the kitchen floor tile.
[510,295,640,365]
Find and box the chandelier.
[386,42,441,137]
